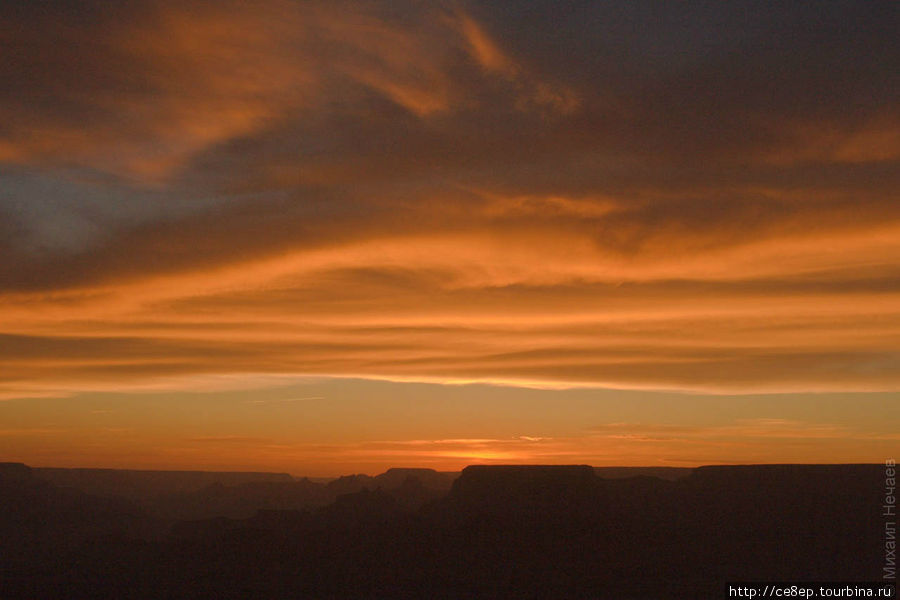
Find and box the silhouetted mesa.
[448,464,599,511]
[594,466,693,481]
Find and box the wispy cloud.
[0,428,69,437]
[186,436,272,445]
[590,419,859,441]
[248,397,326,405]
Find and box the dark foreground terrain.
[0,462,887,598]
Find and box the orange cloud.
[0,217,898,397]
[0,1,898,403]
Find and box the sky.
[1,1,898,476]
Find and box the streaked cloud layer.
[2,0,899,404]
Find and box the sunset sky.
[1,1,898,476]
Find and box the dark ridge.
[691,462,884,480]
[320,487,404,528]
[373,467,457,491]
[154,478,334,521]
[0,465,157,571]
[153,468,457,521]
[325,473,376,496]
[33,467,294,501]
